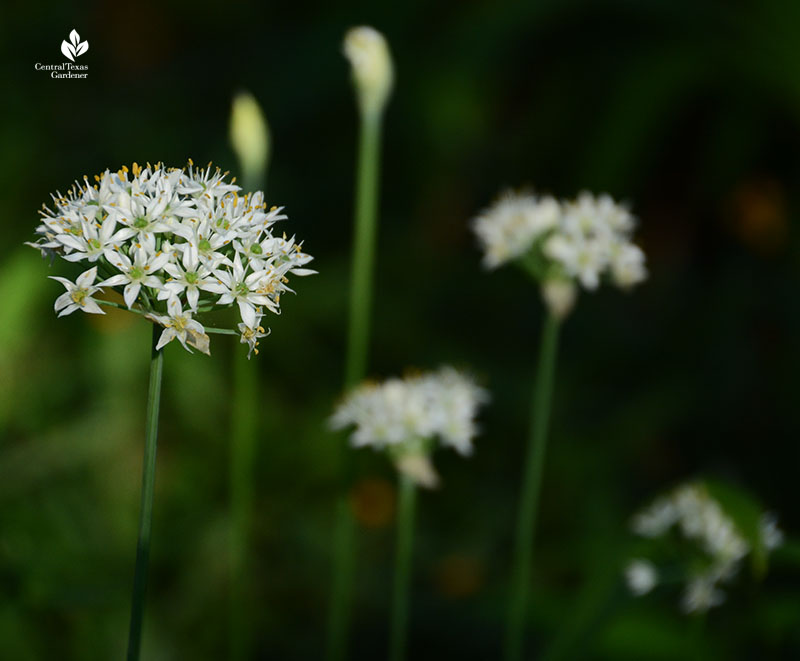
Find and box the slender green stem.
[344,113,382,388]
[326,111,384,661]
[505,311,561,661]
[389,473,416,661]
[229,171,264,661]
[205,327,238,336]
[126,323,165,661]
[230,345,259,661]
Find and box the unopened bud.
[229,91,270,187]
[541,279,576,320]
[343,26,394,118]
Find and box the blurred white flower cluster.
[28,161,314,356]
[472,190,646,316]
[626,483,783,613]
[330,367,488,487]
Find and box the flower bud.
[541,279,576,320]
[395,453,440,489]
[229,91,270,187]
[343,26,394,118]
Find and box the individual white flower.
[148,297,208,353]
[54,215,129,263]
[610,242,647,289]
[158,245,219,311]
[50,266,106,316]
[682,576,725,613]
[106,186,173,253]
[472,191,560,269]
[209,252,274,327]
[760,513,784,550]
[424,367,489,455]
[238,321,270,359]
[171,216,233,270]
[103,247,170,308]
[179,160,239,199]
[543,231,608,290]
[343,26,394,117]
[625,559,658,596]
[631,498,678,537]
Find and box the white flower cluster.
[472,190,647,313]
[626,483,783,613]
[330,367,488,487]
[28,161,314,356]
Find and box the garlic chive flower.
[50,266,108,317]
[330,367,488,488]
[28,161,315,355]
[626,482,783,613]
[472,190,647,318]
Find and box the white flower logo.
[61,29,89,62]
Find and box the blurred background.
[2,0,800,658]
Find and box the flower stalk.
[327,26,393,661]
[228,90,270,661]
[126,323,165,661]
[389,473,417,661]
[505,311,560,661]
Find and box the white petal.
[82,299,105,315]
[238,300,256,327]
[100,274,127,287]
[124,282,141,308]
[156,328,176,350]
[76,267,98,288]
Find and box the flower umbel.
[472,190,647,318]
[626,482,783,613]
[330,367,488,488]
[29,161,315,354]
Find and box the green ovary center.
[170,316,187,332]
[88,238,102,251]
[185,272,198,284]
[130,266,144,280]
[133,216,149,229]
[71,288,88,306]
[198,238,212,253]
[250,244,262,255]
[236,282,250,297]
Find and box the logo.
[35,29,89,78]
[60,29,89,62]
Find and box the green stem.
[505,311,561,661]
[326,111,383,661]
[227,155,265,661]
[230,346,259,661]
[389,473,416,661]
[205,327,238,336]
[345,112,381,388]
[126,323,165,661]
